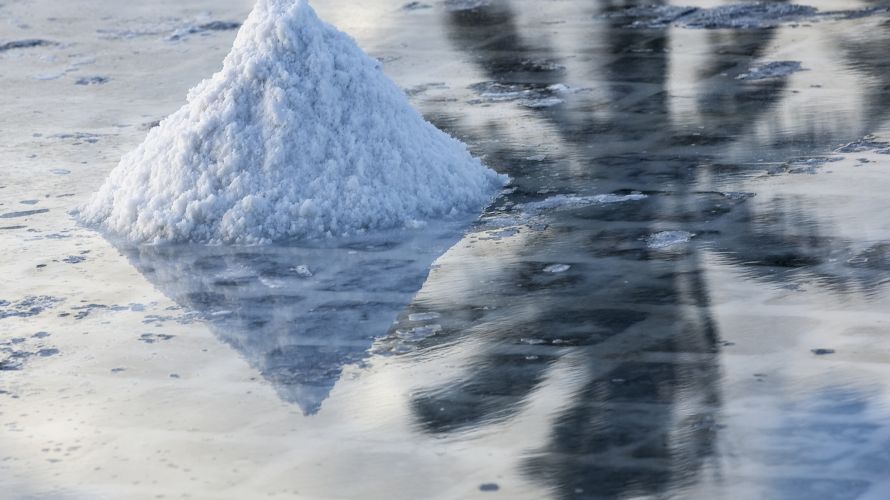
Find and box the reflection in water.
[120,223,467,414]
[387,0,890,499]
[107,0,890,497]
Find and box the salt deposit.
[79,0,506,244]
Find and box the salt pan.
[79,0,506,243]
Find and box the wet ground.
[4,0,890,498]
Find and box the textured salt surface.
[737,61,805,81]
[79,0,505,243]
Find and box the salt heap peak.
[79,0,506,243]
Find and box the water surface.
[3,0,890,498]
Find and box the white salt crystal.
[79,0,506,243]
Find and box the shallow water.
[4,0,890,498]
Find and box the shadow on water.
[118,222,469,415]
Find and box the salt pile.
[79,0,506,243]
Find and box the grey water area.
[6,0,890,498]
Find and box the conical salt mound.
[79,0,506,243]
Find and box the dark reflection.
[119,223,466,415]
[388,0,890,498]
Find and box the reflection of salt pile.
[80,0,505,243]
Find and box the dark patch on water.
[402,1,432,11]
[62,255,86,264]
[847,243,890,271]
[445,0,491,12]
[0,209,49,219]
[746,252,822,269]
[412,351,559,432]
[142,312,204,325]
[51,132,101,144]
[404,82,447,97]
[167,21,242,41]
[602,3,884,30]
[68,303,134,320]
[467,81,567,108]
[138,333,175,344]
[1,334,60,371]
[812,348,836,355]
[339,240,401,252]
[199,21,241,31]
[75,76,109,86]
[0,296,63,320]
[0,39,56,52]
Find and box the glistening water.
[4,0,890,498]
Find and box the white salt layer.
[79,0,506,243]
